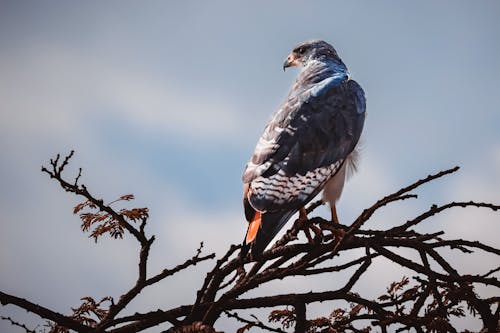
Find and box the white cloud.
[2,2,500,331]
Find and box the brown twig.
[224,311,285,333]
[1,315,38,333]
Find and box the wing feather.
[243,75,365,213]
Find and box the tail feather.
[249,209,297,256]
[245,211,261,244]
[243,183,296,257]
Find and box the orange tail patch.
[245,211,261,244]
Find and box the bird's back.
[243,41,366,255]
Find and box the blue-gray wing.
[243,78,366,212]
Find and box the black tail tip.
[250,241,266,259]
[240,238,265,261]
[240,240,250,257]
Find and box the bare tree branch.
[1,315,38,333]
[0,291,92,332]
[224,311,285,333]
[2,155,499,332]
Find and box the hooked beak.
[283,58,291,71]
[283,53,298,71]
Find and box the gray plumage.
[243,40,366,255]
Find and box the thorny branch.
[0,316,37,333]
[224,311,285,333]
[1,153,499,332]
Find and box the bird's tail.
[244,208,297,257]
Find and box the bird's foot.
[296,207,322,244]
[318,220,345,243]
[332,228,345,243]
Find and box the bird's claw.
[296,215,323,245]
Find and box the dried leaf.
[120,207,149,222]
[349,304,363,317]
[119,194,134,201]
[236,323,254,333]
[269,308,295,329]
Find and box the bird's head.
[283,40,340,71]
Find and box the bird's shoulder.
[243,73,363,185]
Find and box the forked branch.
[1,153,499,332]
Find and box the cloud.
[2,2,500,332]
[0,45,247,144]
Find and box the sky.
[1,1,499,332]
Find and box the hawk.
[242,40,366,256]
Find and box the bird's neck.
[297,59,348,86]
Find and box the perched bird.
[242,40,366,256]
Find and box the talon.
[296,207,325,244]
[333,228,345,243]
[310,224,323,243]
[319,220,344,243]
[295,207,314,243]
[303,227,314,243]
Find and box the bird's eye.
[294,46,308,55]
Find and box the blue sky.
[1,1,499,332]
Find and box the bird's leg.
[299,206,308,221]
[316,203,344,242]
[329,204,345,242]
[296,207,312,243]
[331,204,339,224]
[297,207,322,243]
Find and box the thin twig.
[224,311,286,333]
[1,316,37,333]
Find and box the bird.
[242,40,366,256]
